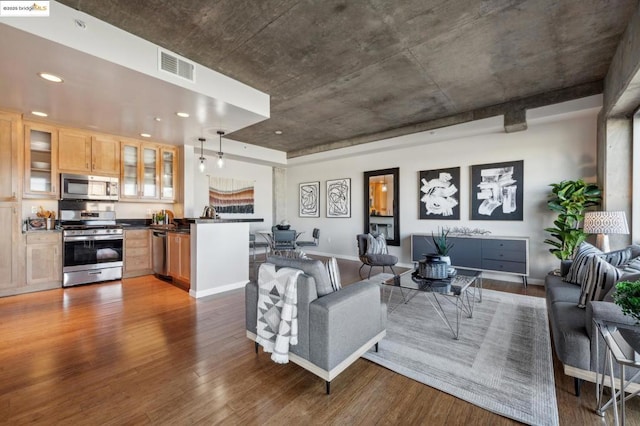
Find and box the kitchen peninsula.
[187,218,263,299]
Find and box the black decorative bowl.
[276,225,290,230]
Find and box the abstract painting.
[299,181,320,217]
[209,176,255,214]
[326,178,351,218]
[419,167,460,220]
[471,160,523,221]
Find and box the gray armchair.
[356,233,398,279]
[245,255,386,394]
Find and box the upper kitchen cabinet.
[120,140,161,201]
[160,146,177,201]
[0,111,20,201]
[58,129,120,176]
[24,122,58,198]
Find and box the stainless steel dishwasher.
[152,230,169,279]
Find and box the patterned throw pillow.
[600,248,632,267]
[622,257,640,274]
[564,242,602,285]
[366,233,387,255]
[325,257,342,291]
[578,255,623,308]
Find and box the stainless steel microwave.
[60,174,119,201]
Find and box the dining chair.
[296,228,320,248]
[273,229,297,257]
[249,233,270,262]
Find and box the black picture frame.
[326,178,351,218]
[419,167,460,220]
[470,160,524,221]
[299,181,320,217]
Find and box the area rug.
[362,276,559,426]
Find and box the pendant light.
[216,130,225,168]
[381,175,388,192]
[198,137,206,173]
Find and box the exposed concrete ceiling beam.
[288,80,603,158]
[504,109,528,133]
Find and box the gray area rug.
[362,275,559,426]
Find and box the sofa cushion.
[601,272,640,302]
[565,242,602,285]
[267,255,334,297]
[545,274,581,304]
[622,257,640,274]
[630,244,640,259]
[578,255,622,308]
[601,247,632,267]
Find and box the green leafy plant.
[430,228,454,256]
[612,280,640,323]
[544,179,601,260]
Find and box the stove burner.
[61,224,123,230]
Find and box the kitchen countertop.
[187,218,264,223]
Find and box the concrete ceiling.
[44,1,640,156]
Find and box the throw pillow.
[578,255,623,308]
[600,247,632,267]
[366,233,387,255]
[622,257,640,274]
[325,257,342,291]
[564,242,602,285]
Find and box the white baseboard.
[190,280,248,298]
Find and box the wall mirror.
[364,167,400,246]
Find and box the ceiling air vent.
[158,49,195,82]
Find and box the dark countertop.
[186,218,264,224]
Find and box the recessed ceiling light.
[38,72,63,83]
[31,111,48,117]
[74,19,86,30]
[274,130,283,135]
[176,112,189,118]
[140,133,151,138]
[154,117,162,122]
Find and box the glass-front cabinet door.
[121,142,140,199]
[141,145,158,199]
[24,122,58,198]
[160,147,176,201]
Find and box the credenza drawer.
[482,239,526,252]
[482,248,526,263]
[481,259,527,274]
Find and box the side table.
[594,319,640,425]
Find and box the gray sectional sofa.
[545,244,640,396]
[245,255,386,394]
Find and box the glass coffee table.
[381,268,482,339]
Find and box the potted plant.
[612,280,640,323]
[544,179,601,265]
[429,227,454,265]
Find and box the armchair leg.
[255,341,259,354]
[326,381,331,395]
[375,342,379,352]
[574,377,583,396]
[359,264,367,279]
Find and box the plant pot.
[425,254,451,266]
[560,260,572,277]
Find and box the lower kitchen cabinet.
[167,232,190,285]
[25,232,62,288]
[0,204,22,293]
[123,229,152,278]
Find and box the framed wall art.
[326,178,351,218]
[299,181,320,217]
[419,167,460,220]
[470,160,523,221]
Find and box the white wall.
[285,111,599,283]
[192,154,273,233]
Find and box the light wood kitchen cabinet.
[160,146,177,201]
[0,112,20,202]
[58,129,120,176]
[0,205,21,291]
[167,232,190,284]
[120,140,161,200]
[123,229,152,278]
[24,122,59,198]
[25,232,62,286]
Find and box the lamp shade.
[583,211,629,235]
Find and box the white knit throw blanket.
[255,264,302,364]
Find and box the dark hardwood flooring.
[0,255,638,424]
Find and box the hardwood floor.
[0,256,638,425]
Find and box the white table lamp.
[583,211,629,252]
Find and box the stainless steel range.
[59,200,123,287]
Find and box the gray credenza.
[410,234,530,286]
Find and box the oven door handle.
[64,235,123,242]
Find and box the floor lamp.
[583,211,629,252]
